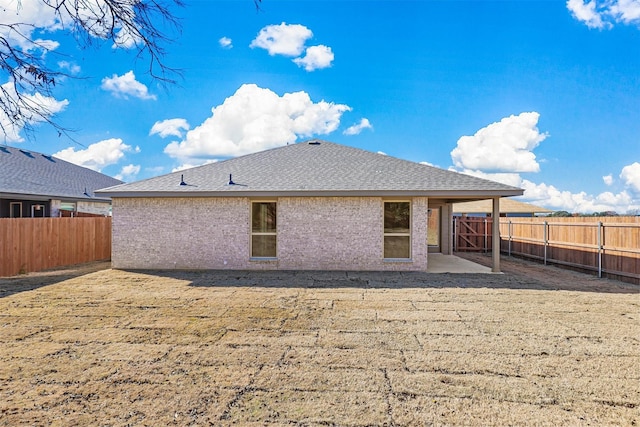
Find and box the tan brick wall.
[112,196,429,271]
[112,197,253,270]
[278,197,428,271]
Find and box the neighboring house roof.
[454,198,552,214]
[0,145,122,202]
[97,140,523,198]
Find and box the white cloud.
[0,1,60,52]
[620,162,640,192]
[567,0,608,28]
[456,166,639,214]
[20,90,69,119]
[343,118,373,136]
[164,84,351,161]
[172,164,194,173]
[293,45,334,71]
[449,113,639,213]
[145,165,165,174]
[567,0,640,28]
[150,118,190,138]
[250,22,313,56]
[250,23,336,72]
[33,38,61,54]
[0,0,61,31]
[451,112,547,173]
[112,26,141,49]
[0,1,153,140]
[609,0,640,24]
[0,0,149,52]
[171,159,218,173]
[459,167,638,213]
[57,61,81,75]
[453,168,525,188]
[219,37,233,49]
[54,138,134,171]
[101,71,156,100]
[0,1,59,29]
[0,79,69,143]
[521,179,639,213]
[114,164,141,181]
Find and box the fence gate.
[453,217,493,252]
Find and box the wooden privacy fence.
[0,217,111,277]
[454,216,640,284]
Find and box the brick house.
[97,140,522,271]
[0,146,122,218]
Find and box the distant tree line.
[548,210,640,217]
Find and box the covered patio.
[428,196,504,273]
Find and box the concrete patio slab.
[427,253,494,273]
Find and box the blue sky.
[2,0,640,213]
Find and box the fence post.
[543,221,548,265]
[508,220,512,257]
[597,221,603,278]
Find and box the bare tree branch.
[1,0,264,143]
[0,0,185,142]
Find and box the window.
[384,201,411,259]
[60,202,76,212]
[251,201,277,258]
[9,202,22,218]
[31,204,45,217]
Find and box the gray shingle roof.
[96,140,523,198]
[0,145,122,201]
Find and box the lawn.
[0,259,638,426]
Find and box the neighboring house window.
[31,204,45,218]
[60,202,76,212]
[251,201,277,258]
[10,202,22,218]
[384,201,411,259]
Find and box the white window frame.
[250,200,277,259]
[31,204,46,218]
[9,202,22,218]
[383,200,412,260]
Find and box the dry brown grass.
[0,259,638,426]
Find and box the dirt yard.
[0,257,638,426]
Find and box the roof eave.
[97,188,524,199]
[0,191,113,203]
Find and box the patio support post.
[442,204,453,255]
[492,197,500,272]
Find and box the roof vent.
[19,149,34,158]
[179,174,187,186]
[42,154,55,162]
[0,146,9,154]
[228,174,235,185]
[308,140,321,145]
[83,187,91,197]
